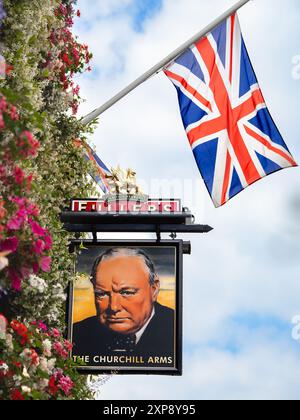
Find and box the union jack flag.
[74,139,111,194]
[165,14,297,207]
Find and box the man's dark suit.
[72,302,175,364]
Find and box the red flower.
[76,10,81,17]
[11,320,28,342]
[12,361,22,369]
[62,53,72,67]
[0,237,19,252]
[13,166,25,185]
[11,389,25,401]
[48,376,59,396]
[30,349,40,366]
[5,65,14,76]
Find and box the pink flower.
[53,342,68,359]
[40,256,51,273]
[32,239,45,255]
[10,196,26,207]
[59,4,68,16]
[51,328,61,338]
[0,114,5,130]
[19,131,40,158]
[7,217,23,230]
[0,237,19,252]
[14,166,25,185]
[43,235,52,251]
[10,106,19,121]
[64,340,73,352]
[20,267,30,279]
[29,220,46,236]
[16,208,27,220]
[8,268,22,291]
[38,321,48,332]
[26,202,39,217]
[58,376,74,396]
[32,262,39,274]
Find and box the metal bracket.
[156,225,161,242]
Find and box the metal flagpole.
[81,0,251,125]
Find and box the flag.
[74,139,111,194]
[165,14,297,207]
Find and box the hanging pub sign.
[68,240,183,376]
[61,166,213,376]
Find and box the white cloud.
[74,0,300,400]
[97,334,300,400]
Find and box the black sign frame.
[67,239,183,376]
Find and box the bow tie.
[108,333,137,353]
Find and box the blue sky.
[74,0,300,400]
[128,0,163,32]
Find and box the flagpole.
[81,0,251,125]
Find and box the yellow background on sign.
[73,276,175,324]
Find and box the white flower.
[39,357,48,373]
[29,275,48,293]
[0,256,9,271]
[13,375,22,387]
[47,358,56,372]
[38,378,49,391]
[42,339,52,357]
[21,386,31,394]
[0,314,7,340]
[52,284,66,301]
[0,363,9,375]
[22,367,30,378]
[5,334,13,350]
[20,349,32,361]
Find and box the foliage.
[0,0,95,320]
[0,314,92,400]
[0,0,97,400]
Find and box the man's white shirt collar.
[135,306,155,344]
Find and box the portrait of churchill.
[72,248,175,361]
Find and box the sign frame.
[67,239,183,376]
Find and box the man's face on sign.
[94,254,160,334]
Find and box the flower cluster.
[0,94,52,291]
[16,275,66,325]
[43,1,92,114]
[0,0,96,399]
[0,314,91,400]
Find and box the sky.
[74,0,300,400]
